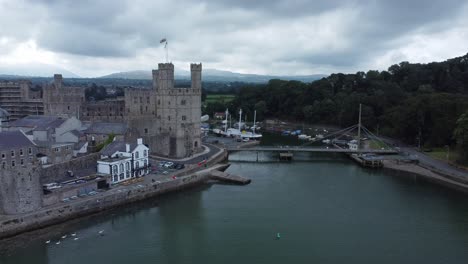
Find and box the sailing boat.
[226,109,262,140]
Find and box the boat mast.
[225,108,229,133]
[238,109,242,132]
[357,103,362,153]
[253,110,257,133]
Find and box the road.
[381,136,468,180]
[150,143,221,165]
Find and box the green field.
[424,147,458,163]
[368,139,389,150]
[205,94,236,103]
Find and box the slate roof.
[62,129,83,137]
[74,141,87,150]
[0,131,35,149]
[8,115,66,130]
[100,141,137,156]
[85,122,128,135]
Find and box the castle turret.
[54,74,63,89]
[152,69,159,90]
[157,63,174,90]
[191,63,202,90]
[0,131,42,214]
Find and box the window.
[134,97,138,103]
[144,150,147,157]
[113,175,118,182]
[1,162,5,169]
[168,116,171,121]
[11,150,14,157]
[11,160,15,167]
[144,160,147,168]
[20,159,24,165]
[55,148,60,152]
[136,161,139,168]
[182,116,186,121]
[145,106,148,112]
[1,153,5,159]
[144,128,148,134]
[28,148,32,155]
[113,165,118,174]
[19,149,23,156]
[147,97,150,103]
[140,97,142,103]
[66,146,70,150]
[126,162,130,171]
[120,163,124,172]
[67,106,70,110]
[135,151,139,159]
[169,127,172,131]
[194,141,198,148]
[181,100,186,105]
[158,100,160,105]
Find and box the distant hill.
[99,69,325,83]
[0,63,80,78]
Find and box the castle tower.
[191,63,202,90]
[0,131,42,215]
[43,74,84,118]
[153,63,202,158]
[157,63,174,90]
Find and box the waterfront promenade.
[0,145,228,239]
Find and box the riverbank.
[0,148,229,239]
[383,160,468,193]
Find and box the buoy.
[71,233,76,237]
[45,240,51,244]
[61,235,67,239]
[276,233,281,239]
[56,241,61,245]
[74,237,79,241]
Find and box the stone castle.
[41,63,202,158]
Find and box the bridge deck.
[227,146,398,154]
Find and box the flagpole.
[165,42,169,63]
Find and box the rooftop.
[0,131,35,149]
[85,122,127,135]
[8,115,66,130]
[100,141,137,156]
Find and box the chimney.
[137,138,143,145]
[126,144,130,153]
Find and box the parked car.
[163,161,174,168]
[174,163,185,170]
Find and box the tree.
[454,111,468,164]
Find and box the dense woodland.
[204,54,468,163]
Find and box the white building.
[97,138,150,184]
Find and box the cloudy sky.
[1,0,468,77]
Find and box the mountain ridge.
[98,69,325,83]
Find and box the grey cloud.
[2,0,468,75]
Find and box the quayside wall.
[0,149,228,239]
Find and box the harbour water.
[2,153,468,263]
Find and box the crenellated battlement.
[190,63,202,71]
[158,63,174,70]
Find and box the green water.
[2,156,468,264]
